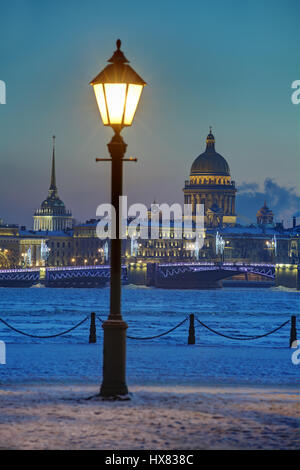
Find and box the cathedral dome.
[190,131,230,176]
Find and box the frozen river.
[0,285,299,387]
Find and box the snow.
[0,384,299,450]
[0,286,299,449]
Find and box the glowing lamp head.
[90,39,146,131]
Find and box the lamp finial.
[108,39,129,63]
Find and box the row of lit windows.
[190,176,231,185]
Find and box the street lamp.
[90,40,146,398]
[91,39,145,132]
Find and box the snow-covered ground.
[0,384,299,450]
[0,286,299,449]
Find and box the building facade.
[0,129,298,270]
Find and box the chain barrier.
[0,313,295,346]
[97,315,189,340]
[195,317,290,341]
[0,316,89,338]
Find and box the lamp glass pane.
[124,84,143,125]
[104,83,127,124]
[93,84,108,125]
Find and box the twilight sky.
[0,0,299,227]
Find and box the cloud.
[238,182,260,195]
[236,178,300,226]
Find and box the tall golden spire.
[49,135,58,197]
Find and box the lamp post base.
[100,319,129,398]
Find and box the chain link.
[195,317,290,340]
[0,316,89,338]
[97,315,189,340]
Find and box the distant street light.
[90,39,146,398]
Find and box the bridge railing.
[159,261,275,267]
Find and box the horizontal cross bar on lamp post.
[95,157,138,162]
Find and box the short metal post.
[89,312,96,343]
[188,314,195,345]
[290,315,297,348]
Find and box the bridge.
[0,265,127,287]
[150,262,275,288]
[157,262,275,278]
[0,268,40,287]
[0,262,276,288]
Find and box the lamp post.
[90,40,146,398]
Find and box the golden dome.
[190,131,230,177]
